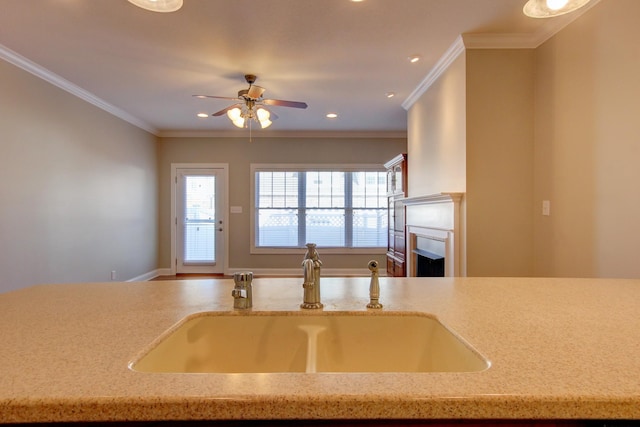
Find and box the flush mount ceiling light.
[523,0,591,18]
[326,113,338,119]
[127,0,183,13]
[408,55,421,63]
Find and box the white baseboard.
[127,268,171,282]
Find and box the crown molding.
[401,35,466,111]
[0,43,158,135]
[402,0,602,110]
[157,130,407,139]
[463,0,601,49]
[461,33,540,49]
[3,0,602,136]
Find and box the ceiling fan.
[194,74,308,130]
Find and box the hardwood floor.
[150,274,230,281]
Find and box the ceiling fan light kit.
[195,74,307,133]
[256,108,272,128]
[127,0,183,13]
[523,0,591,18]
[226,106,272,129]
[226,107,246,128]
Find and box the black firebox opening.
[413,248,445,277]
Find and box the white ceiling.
[0,0,594,137]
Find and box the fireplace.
[404,193,464,277]
[415,251,445,277]
[413,235,445,277]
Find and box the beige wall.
[0,59,159,293]
[407,54,467,198]
[408,0,640,279]
[466,49,535,276]
[534,0,640,278]
[157,137,406,272]
[407,49,535,277]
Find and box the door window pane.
[184,176,216,263]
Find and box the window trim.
[250,163,388,255]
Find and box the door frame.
[170,163,229,275]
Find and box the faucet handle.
[234,271,253,287]
[232,271,253,309]
[231,288,247,298]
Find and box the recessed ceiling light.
[385,92,396,98]
[326,113,338,119]
[408,55,421,63]
[197,113,209,118]
[351,0,365,2]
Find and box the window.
[252,165,387,251]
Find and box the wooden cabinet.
[384,154,407,277]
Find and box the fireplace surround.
[403,193,465,277]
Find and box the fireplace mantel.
[403,193,465,277]
[403,192,463,206]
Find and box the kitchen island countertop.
[1,276,639,423]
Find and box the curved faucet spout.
[301,243,323,309]
[302,258,315,288]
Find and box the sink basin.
[130,312,489,374]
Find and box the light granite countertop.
[1,277,639,423]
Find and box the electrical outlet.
[542,200,551,216]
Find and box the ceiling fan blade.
[193,94,239,101]
[247,85,266,99]
[263,99,308,109]
[212,104,242,116]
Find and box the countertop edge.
[2,395,640,423]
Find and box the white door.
[175,168,226,274]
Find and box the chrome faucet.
[232,271,253,309]
[366,260,383,309]
[301,243,323,309]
